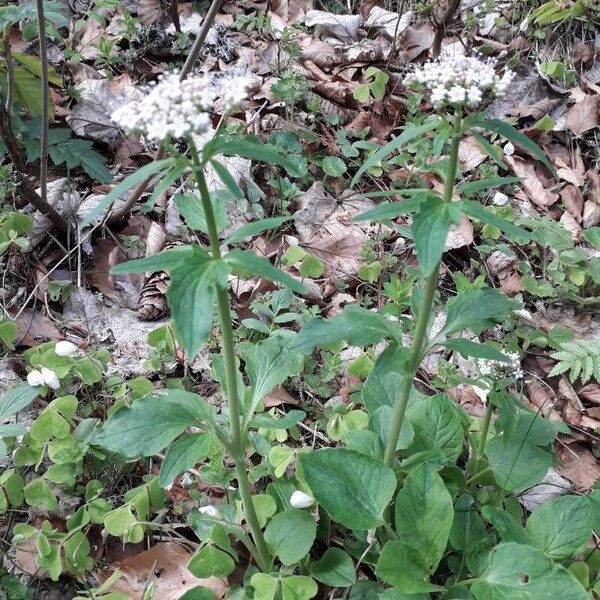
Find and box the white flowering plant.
[3,52,595,599]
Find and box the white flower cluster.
[404,53,515,109]
[112,72,251,143]
[27,367,60,390]
[477,351,523,381]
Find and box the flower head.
[55,340,79,357]
[476,351,523,381]
[111,72,252,144]
[290,490,314,509]
[27,367,60,390]
[404,52,514,110]
[199,505,221,518]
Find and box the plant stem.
[36,0,49,204]
[190,146,272,573]
[383,109,462,468]
[3,28,14,110]
[476,395,494,460]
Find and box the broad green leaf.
[23,478,57,512]
[441,339,510,362]
[168,259,229,357]
[412,197,454,276]
[11,64,47,116]
[264,508,316,565]
[269,446,295,478]
[111,246,203,275]
[481,505,532,545]
[449,494,488,552]
[158,433,213,488]
[207,138,305,177]
[225,249,305,294]
[251,574,317,600]
[187,545,235,578]
[174,192,230,235]
[443,289,515,336]
[299,448,396,529]
[460,201,532,241]
[93,390,212,457]
[471,542,588,600]
[80,158,175,226]
[408,394,466,465]
[370,405,414,450]
[252,494,277,527]
[467,116,557,176]
[226,216,293,244]
[526,495,592,559]
[322,156,347,177]
[48,138,112,183]
[292,305,402,355]
[310,548,356,587]
[239,334,304,421]
[351,118,441,186]
[210,159,244,198]
[458,176,521,197]
[178,588,215,600]
[376,541,445,593]
[251,409,306,430]
[394,463,453,570]
[0,384,39,420]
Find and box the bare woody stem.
[189,143,272,573]
[383,109,462,468]
[107,0,224,224]
[36,0,49,204]
[431,0,461,57]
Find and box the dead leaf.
[365,6,412,39]
[264,385,299,407]
[578,383,600,405]
[305,10,362,44]
[270,0,313,24]
[560,184,584,221]
[445,215,474,250]
[557,443,600,491]
[566,94,599,135]
[504,155,559,208]
[559,211,581,242]
[102,543,227,600]
[11,309,61,347]
[458,136,486,172]
[518,468,573,511]
[396,25,434,64]
[583,200,600,229]
[573,42,596,71]
[138,0,162,25]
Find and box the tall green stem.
[190,145,272,572]
[36,0,49,203]
[383,109,463,468]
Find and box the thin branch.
[36,0,50,204]
[107,0,224,224]
[3,28,14,110]
[431,0,461,57]
[0,100,67,232]
[170,0,181,33]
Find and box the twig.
[106,0,224,224]
[0,101,67,232]
[36,0,50,204]
[3,28,14,110]
[170,0,181,33]
[431,0,461,57]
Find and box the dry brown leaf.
[11,309,61,347]
[573,42,596,71]
[458,136,486,172]
[578,383,600,405]
[566,94,600,135]
[499,271,524,295]
[305,10,362,44]
[559,211,581,242]
[138,0,162,25]
[271,0,313,24]
[583,200,600,229]
[396,25,434,64]
[102,543,227,600]
[445,215,474,250]
[504,155,559,208]
[264,385,299,407]
[557,443,600,491]
[560,184,584,221]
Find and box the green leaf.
[210,159,244,198]
[441,339,511,362]
[207,138,305,177]
[458,176,521,197]
[93,390,212,457]
[412,197,452,276]
[23,478,57,512]
[111,245,202,275]
[376,541,445,594]
[481,505,532,545]
[226,216,293,244]
[408,394,466,465]
[467,116,557,177]
[0,384,39,420]
[174,192,230,235]
[351,192,431,223]
[158,433,213,488]
[292,305,401,354]
[394,463,453,570]
[80,158,175,226]
[48,138,112,183]
[188,545,235,578]
[322,156,347,177]
[251,574,318,600]
[168,259,229,357]
[526,495,592,559]
[471,542,588,600]
[443,289,515,336]
[264,508,316,565]
[239,334,305,421]
[251,409,306,430]
[178,587,216,600]
[583,227,600,247]
[299,448,396,529]
[225,249,305,294]
[351,118,441,186]
[310,548,356,587]
[460,201,532,241]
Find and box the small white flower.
[27,369,45,387]
[503,142,515,156]
[40,367,61,390]
[476,351,522,381]
[220,73,252,111]
[492,191,509,206]
[367,528,377,544]
[199,505,220,518]
[290,490,314,509]
[55,340,79,356]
